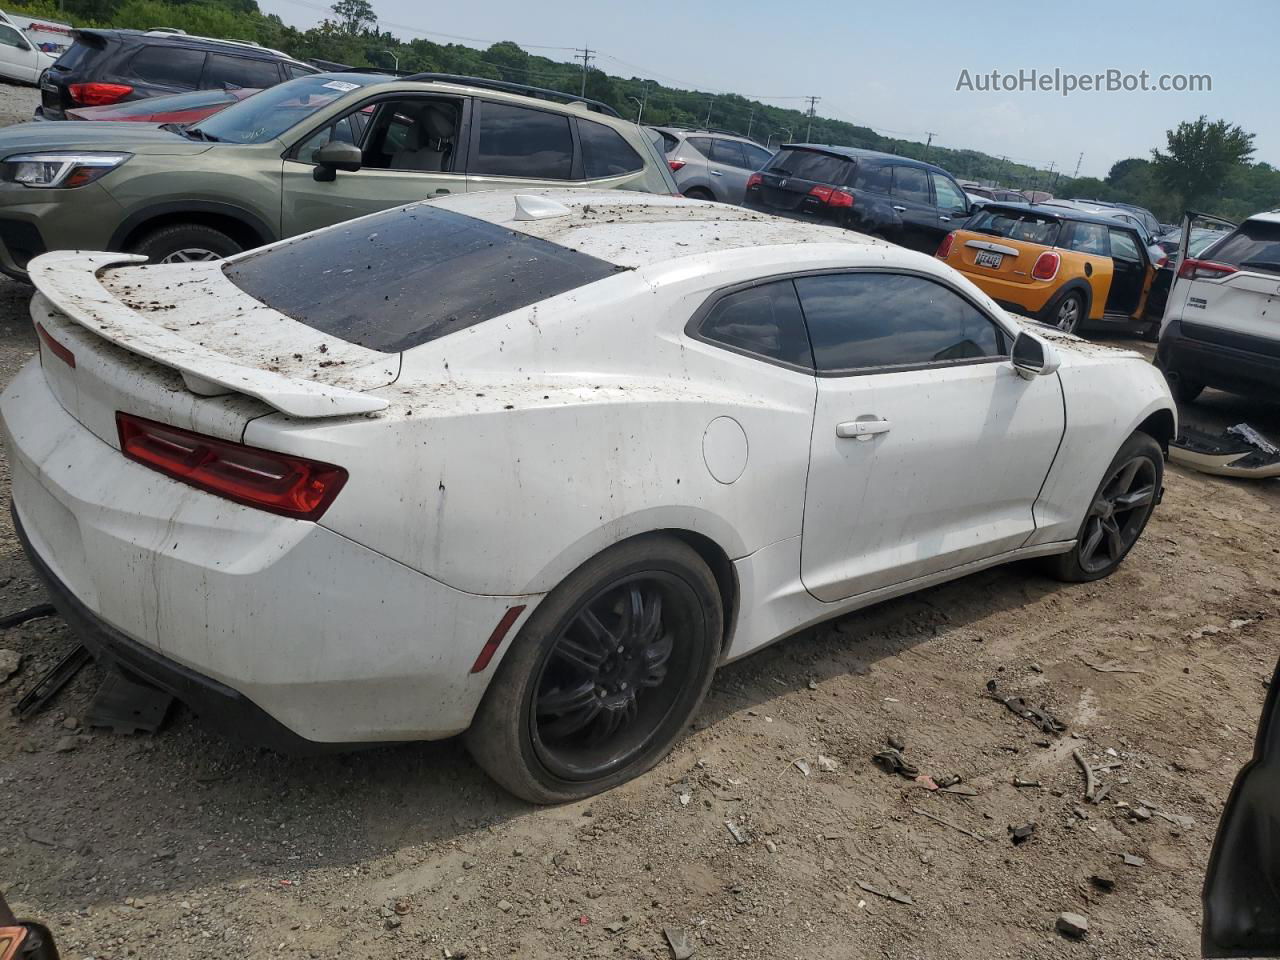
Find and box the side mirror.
[312,141,362,182]
[1011,330,1062,380]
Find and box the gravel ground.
[0,94,1277,958]
[0,81,39,126]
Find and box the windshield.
[967,209,1061,246]
[192,74,386,144]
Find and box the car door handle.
[710,170,723,176]
[939,215,952,222]
[435,188,450,194]
[892,205,906,213]
[836,418,891,440]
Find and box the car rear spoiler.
[27,252,389,419]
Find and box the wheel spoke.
[1103,517,1125,560]
[637,590,663,645]
[1107,458,1143,498]
[553,634,606,673]
[537,678,598,717]
[1080,517,1104,564]
[1113,485,1155,512]
[640,631,673,685]
[577,606,618,652]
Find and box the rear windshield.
[53,35,101,70]
[967,209,1061,246]
[1208,220,1280,276]
[766,149,852,185]
[223,204,625,353]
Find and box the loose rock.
[1056,912,1089,939]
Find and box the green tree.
[1151,116,1255,211]
[330,0,374,35]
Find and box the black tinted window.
[742,144,773,169]
[698,281,812,369]
[473,102,573,179]
[709,139,748,168]
[659,131,679,153]
[128,46,205,89]
[685,137,714,157]
[579,120,643,178]
[851,162,891,194]
[202,53,280,90]
[224,206,622,352]
[768,149,851,184]
[795,273,1004,372]
[968,209,1061,246]
[1209,220,1280,275]
[890,166,931,205]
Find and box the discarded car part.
[0,602,55,629]
[873,746,919,778]
[855,879,914,905]
[1073,749,1099,802]
[986,680,1066,734]
[85,668,174,735]
[0,891,59,960]
[12,643,90,720]
[1202,654,1280,957]
[1169,425,1280,479]
[912,806,988,843]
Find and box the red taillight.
[936,233,955,260]
[668,159,686,172]
[1031,251,1061,281]
[35,322,75,368]
[1178,257,1237,281]
[1155,254,1169,269]
[68,82,133,106]
[808,185,854,208]
[746,172,762,190]
[115,413,347,521]
[469,605,527,674]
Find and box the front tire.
[1045,431,1163,583]
[466,535,723,804]
[127,223,243,264]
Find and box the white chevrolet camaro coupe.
[1,190,1175,802]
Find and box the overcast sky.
[260,0,1275,179]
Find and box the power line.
[573,46,594,98]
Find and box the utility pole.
[627,81,650,124]
[923,131,936,161]
[574,46,594,98]
[804,95,820,141]
[1042,161,1055,194]
[746,107,756,140]
[704,96,715,128]
[995,155,1007,185]
[1073,151,1084,178]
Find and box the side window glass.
[202,54,280,90]
[1066,222,1109,255]
[128,47,205,89]
[931,173,969,214]
[794,272,1004,372]
[579,119,643,178]
[684,137,714,158]
[743,144,773,170]
[698,281,813,369]
[0,25,27,49]
[890,166,932,205]
[473,101,573,179]
[363,99,460,172]
[851,162,892,194]
[709,139,748,168]
[1109,230,1142,261]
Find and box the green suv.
[0,72,676,278]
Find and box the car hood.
[0,120,216,157]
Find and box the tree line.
[12,0,1275,224]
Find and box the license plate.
[975,250,1003,269]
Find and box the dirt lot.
[0,80,1278,956]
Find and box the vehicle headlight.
[0,152,131,188]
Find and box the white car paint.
[0,190,1175,746]
[0,18,53,85]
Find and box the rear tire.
[466,535,723,804]
[1052,291,1084,334]
[1044,431,1163,583]
[683,187,715,202]
[1171,375,1205,404]
[127,223,243,264]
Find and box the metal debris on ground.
[1009,822,1036,845]
[724,820,749,845]
[13,643,91,720]
[1072,749,1099,802]
[1078,657,1146,675]
[1013,777,1041,788]
[940,783,978,797]
[1056,912,1089,939]
[85,668,174,735]
[663,926,695,960]
[912,806,987,843]
[855,880,914,905]
[1122,853,1145,867]
[792,758,811,777]
[1169,424,1280,479]
[1138,801,1196,830]
[0,602,56,629]
[872,744,918,778]
[985,680,1066,734]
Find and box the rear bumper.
[1157,318,1280,397]
[948,267,1055,317]
[1,358,539,745]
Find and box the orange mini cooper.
[937,203,1172,336]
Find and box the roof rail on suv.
[142,28,288,59]
[400,73,620,117]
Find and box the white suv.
[1157,211,1280,402]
